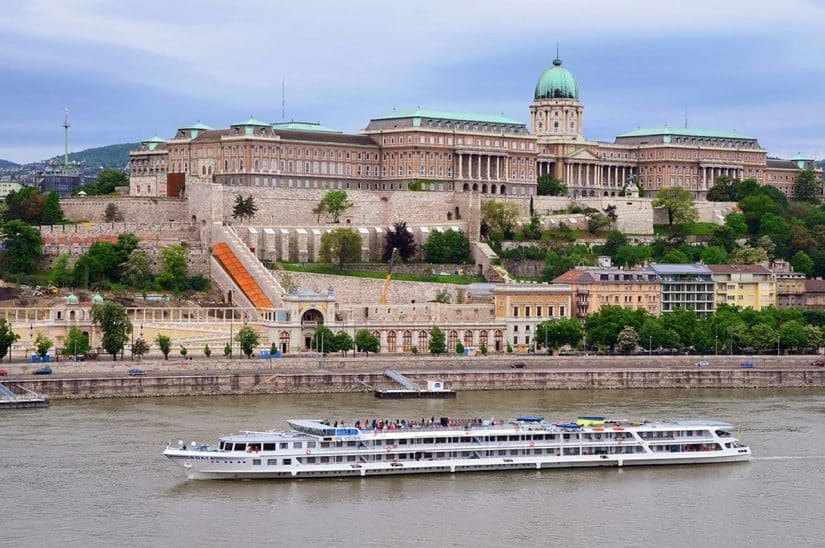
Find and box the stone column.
[477,155,482,180]
[505,157,509,180]
[458,153,463,179]
[486,155,491,180]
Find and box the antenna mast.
[281,77,286,121]
[63,108,70,173]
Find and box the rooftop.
[372,109,524,126]
[649,263,712,275]
[271,121,341,133]
[616,127,755,140]
[706,264,772,275]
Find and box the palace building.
[130,56,819,200]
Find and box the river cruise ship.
[163,416,752,480]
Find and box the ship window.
[294,442,303,449]
[280,442,288,449]
[347,441,357,447]
[307,442,316,448]
[508,436,519,442]
[283,458,291,465]
[253,459,261,465]
[321,442,330,448]
[267,459,277,465]
[263,443,276,451]
[219,442,225,450]
[306,457,316,463]
[399,439,408,445]
[234,443,246,451]
[424,438,434,444]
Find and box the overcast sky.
[2,0,825,163]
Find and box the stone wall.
[60,196,188,223]
[502,259,545,279]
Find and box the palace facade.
[130,57,820,200]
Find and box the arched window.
[494,330,504,352]
[418,330,429,353]
[279,331,290,354]
[448,330,458,352]
[464,330,473,347]
[387,331,397,353]
[479,330,488,348]
[402,330,412,352]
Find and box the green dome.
[66,293,79,305]
[534,58,579,100]
[92,293,104,304]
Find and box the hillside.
[56,142,138,173]
[0,158,19,169]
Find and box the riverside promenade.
[3,355,825,400]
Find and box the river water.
[2,389,824,548]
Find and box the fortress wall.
[60,196,189,223]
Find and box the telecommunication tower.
[62,108,70,173]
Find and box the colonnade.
[565,163,635,190]
[701,166,743,189]
[457,152,507,181]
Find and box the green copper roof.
[235,117,269,127]
[143,135,166,143]
[181,122,212,130]
[372,109,524,126]
[271,121,342,133]
[790,154,813,161]
[534,58,579,100]
[616,127,755,140]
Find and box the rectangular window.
[513,306,519,317]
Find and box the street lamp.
[649,336,653,356]
[777,334,781,357]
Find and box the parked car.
[695,360,710,367]
[511,362,526,369]
[0,368,8,376]
[810,360,825,367]
[128,368,147,376]
[33,366,53,375]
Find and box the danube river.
[2,389,824,547]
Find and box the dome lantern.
[534,56,580,101]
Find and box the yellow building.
[707,265,775,310]
[492,284,573,351]
[553,263,661,318]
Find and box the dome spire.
[553,42,562,66]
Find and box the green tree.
[750,323,777,352]
[48,254,74,287]
[236,326,260,358]
[315,190,353,223]
[204,343,212,358]
[91,301,132,361]
[335,331,353,356]
[104,202,125,222]
[64,327,90,358]
[455,341,465,355]
[179,345,188,357]
[661,249,690,264]
[779,320,807,351]
[157,244,189,290]
[1,220,43,274]
[75,168,127,195]
[729,245,769,265]
[585,306,648,352]
[481,200,521,239]
[41,192,64,225]
[638,317,679,352]
[224,343,232,358]
[34,333,53,358]
[122,248,151,289]
[723,212,748,237]
[423,229,470,263]
[536,175,567,196]
[355,329,379,355]
[700,246,728,265]
[739,194,783,234]
[791,250,815,276]
[383,221,417,261]
[319,229,362,267]
[311,325,337,354]
[429,326,446,355]
[535,319,582,354]
[0,319,19,361]
[155,334,172,360]
[616,326,640,354]
[794,167,821,203]
[652,186,699,226]
[131,338,150,360]
[586,212,611,234]
[231,194,258,222]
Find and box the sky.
[1,0,825,164]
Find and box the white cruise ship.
[163,416,752,480]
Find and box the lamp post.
[649,335,652,356]
[777,333,781,357]
[715,324,719,356]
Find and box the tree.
[779,320,807,351]
[616,326,640,354]
[661,249,690,264]
[91,301,132,361]
[104,202,125,222]
[180,346,188,357]
[423,229,470,263]
[585,306,648,352]
[586,212,611,234]
[355,329,379,355]
[319,229,362,267]
[41,192,64,225]
[236,325,260,358]
[652,186,698,226]
[383,222,417,261]
[791,250,815,276]
[64,327,90,358]
[750,323,777,352]
[730,245,769,265]
[481,200,521,239]
[434,288,452,304]
[34,333,53,358]
[638,317,679,352]
[1,220,43,274]
[794,167,821,203]
[4,186,46,224]
[537,175,567,196]
[335,331,353,356]
[122,248,151,289]
[224,343,232,358]
[48,254,74,287]
[315,190,353,223]
[455,341,465,355]
[131,338,150,360]
[0,319,19,362]
[204,343,212,358]
[429,326,446,355]
[700,246,728,265]
[535,319,582,354]
[231,195,258,222]
[155,334,172,360]
[157,244,189,291]
[311,325,337,354]
[723,212,748,237]
[74,168,127,195]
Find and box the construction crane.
[380,247,400,305]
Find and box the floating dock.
[0,382,49,409]
[374,369,456,398]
